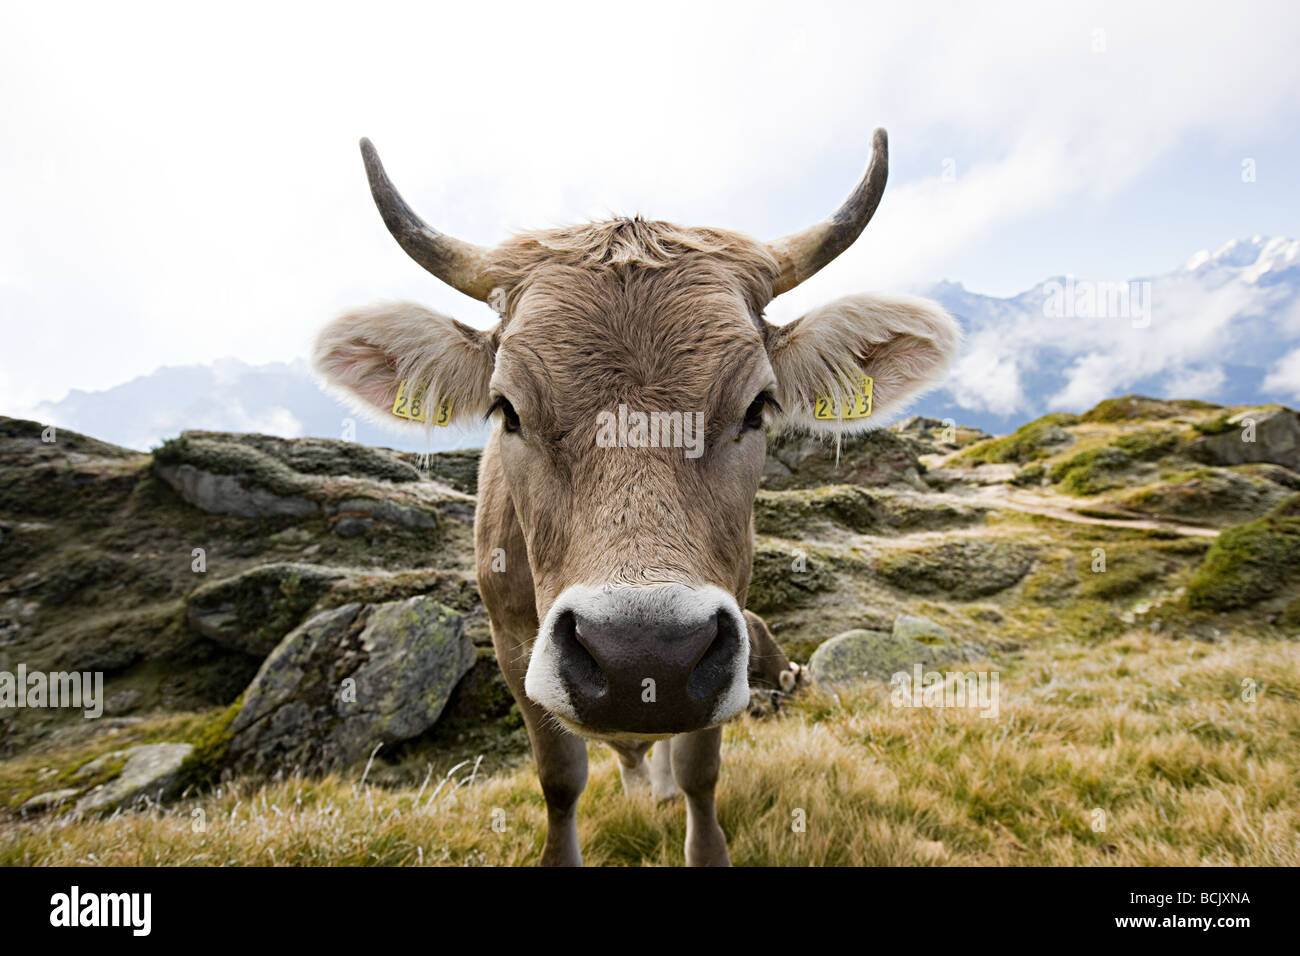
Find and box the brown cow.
[313,130,959,866]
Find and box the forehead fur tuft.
[487,217,778,317]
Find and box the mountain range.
[25,236,1300,449]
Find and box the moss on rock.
[1185,496,1300,611]
[1049,447,1134,495]
[1080,394,1219,423]
[875,539,1036,600]
[745,542,837,614]
[958,413,1079,465]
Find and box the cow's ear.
[765,292,960,434]
[312,301,496,429]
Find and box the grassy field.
[3,627,1295,867]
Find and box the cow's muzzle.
[524,583,750,736]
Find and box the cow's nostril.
[687,611,737,702]
[554,610,607,700]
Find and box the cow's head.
[314,131,959,738]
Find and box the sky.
[2,0,1299,416]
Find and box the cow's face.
[314,133,960,739]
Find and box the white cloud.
[1263,348,1300,400]
[945,331,1027,416]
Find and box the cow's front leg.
[672,726,730,866]
[610,741,652,796]
[650,737,681,800]
[517,694,588,866]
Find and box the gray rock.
[156,463,318,518]
[1190,407,1300,470]
[74,743,193,814]
[762,429,923,490]
[331,516,374,538]
[875,539,1036,599]
[327,496,438,531]
[21,788,78,814]
[892,614,955,646]
[187,563,344,657]
[809,629,934,685]
[810,623,989,686]
[227,596,475,773]
[104,689,142,715]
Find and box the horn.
[766,128,889,296]
[359,138,496,301]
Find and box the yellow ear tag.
[392,380,453,426]
[813,375,873,421]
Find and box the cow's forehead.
[491,262,773,436]
[499,264,763,380]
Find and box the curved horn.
[359,138,496,301]
[766,128,889,296]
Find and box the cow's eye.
[490,396,521,433]
[743,393,775,431]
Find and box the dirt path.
[966,485,1221,537]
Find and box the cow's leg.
[477,439,588,866]
[650,737,681,801]
[672,726,730,866]
[609,741,653,796]
[514,692,588,866]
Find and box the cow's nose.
[526,584,751,736]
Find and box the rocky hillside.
[1,396,1298,816]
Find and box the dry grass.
[2,629,1296,866]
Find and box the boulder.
[809,629,933,685]
[155,462,318,518]
[227,597,475,773]
[1189,407,1300,471]
[74,743,194,814]
[876,539,1035,599]
[892,613,954,645]
[325,496,438,535]
[809,615,991,685]
[187,563,345,657]
[20,788,78,814]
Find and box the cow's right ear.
[312,301,496,428]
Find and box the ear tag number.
[813,375,873,421]
[392,380,453,426]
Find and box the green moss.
[1049,447,1133,495]
[0,710,226,810]
[1185,496,1300,610]
[1280,596,1300,629]
[1011,463,1046,487]
[176,697,244,790]
[153,434,309,499]
[1081,395,1219,423]
[958,413,1080,465]
[745,542,837,614]
[1078,552,1165,600]
[1119,468,1288,524]
[753,486,883,537]
[875,539,1035,599]
[1192,413,1236,436]
[186,563,341,652]
[1112,428,1185,461]
[1019,553,1079,605]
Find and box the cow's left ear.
[765,292,960,433]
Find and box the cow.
[313,129,960,866]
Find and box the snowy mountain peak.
[1183,235,1300,282]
